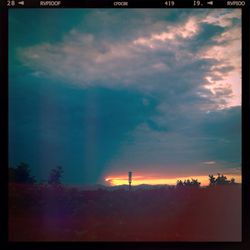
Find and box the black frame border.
[1,1,249,250]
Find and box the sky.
[9,9,241,185]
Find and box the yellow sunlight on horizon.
[105,174,241,187]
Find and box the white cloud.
[18,9,241,111]
[202,9,241,27]
[203,161,216,165]
[133,16,199,47]
[200,33,241,107]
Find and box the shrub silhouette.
[9,162,36,184]
[48,166,63,185]
[208,174,216,186]
[176,180,184,188]
[176,178,201,188]
[209,173,235,186]
[230,177,236,184]
[189,178,201,187]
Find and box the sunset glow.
[105,174,241,187]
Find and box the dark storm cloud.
[9,9,241,183]
[9,74,159,183]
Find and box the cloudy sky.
[9,9,241,185]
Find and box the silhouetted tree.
[9,162,36,184]
[209,174,216,186]
[190,178,201,187]
[184,179,200,187]
[209,173,234,186]
[184,179,191,186]
[176,180,184,188]
[216,173,230,185]
[48,166,63,185]
[176,178,200,188]
[230,177,236,184]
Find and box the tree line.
[9,162,238,187]
[9,162,63,185]
[176,174,236,188]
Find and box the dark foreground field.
[9,184,241,241]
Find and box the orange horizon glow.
[105,174,241,187]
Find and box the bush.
[48,166,63,185]
[209,173,235,186]
[9,162,36,184]
[176,178,201,188]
